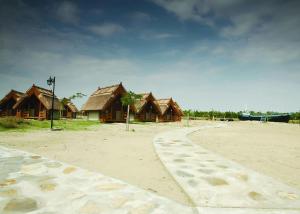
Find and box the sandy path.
[189,121,300,189]
[0,122,194,205]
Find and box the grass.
[289,120,300,124]
[0,117,100,132]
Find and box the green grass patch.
[289,120,300,124]
[0,117,100,132]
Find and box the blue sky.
[0,0,299,112]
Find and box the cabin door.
[166,113,171,121]
[116,111,122,121]
[146,112,151,121]
[29,108,35,117]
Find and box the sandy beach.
[1,120,299,206]
[0,122,197,206]
[189,121,300,189]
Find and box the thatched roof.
[13,85,62,110]
[64,100,79,112]
[82,83,126,111]
[134,93,161,114]
[0,90,25,107]
[174,101,184,116]
[155,98,181,115]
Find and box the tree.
[61,92,86,105]
[121,91,141,131]
[61,92,86,119]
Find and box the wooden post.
[126,104,130,131]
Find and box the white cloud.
[56,1,79,25]
[152,0,213,25]
[88,23,125,36]
[140,32,179,40]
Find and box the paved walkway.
[153,124,300,214]
[0,146,196,214]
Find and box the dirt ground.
[189,121,300,189]
[0,122,196,206]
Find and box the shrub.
[0,117,19,128]
[0,117,30,129]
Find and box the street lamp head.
[47,76,53,86]
[47,76,55,86]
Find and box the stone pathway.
[153,124,300,214]
[0,146,197,214]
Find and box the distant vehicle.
[239,112,290,123]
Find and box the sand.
[0,122,195,206]
[189,121,300,189]
[1,120,299,205]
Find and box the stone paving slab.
[197,207,300,214]
[153,124,300,213]
[0,146,197,214]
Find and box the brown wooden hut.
[134,93,161,122]
[13,84,62,120]
[81,83,129,122]
[174,101,184,121]
[61,99,78,119]
[0,90,25,117]
[155,98,182,122]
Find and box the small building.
[61,99,78,119]
[13,84,62,120]
[134,93,161,122]
[82,83,129,122]
[155,98,182,122]
[173,101,184,121]
[0,90,25,117]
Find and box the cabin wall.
[100,95,127,122]
[159,106,180,122]
[62,108,77,119]
[16,95,60,120]
[87,111,99,120]
[135,102,159,122]
[47,111,60,120]
[0,98,17,116]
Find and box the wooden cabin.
[13,85,62,120]
[134,93,161,122]
[0,90,25,117]
[173,101,184,121]
[82,83,129,122]
[155,98,182,122]
[61,99,78,119]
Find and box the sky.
[0,0,299,112]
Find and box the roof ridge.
[97,83,121,90]
[32,84,52,93]
[156,98,171,101]
[10,89,25,95]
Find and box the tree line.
[183,110,300,120]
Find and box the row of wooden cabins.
[0,85,78,120]
[0,83,183,122]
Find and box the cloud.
[152,0,214,25]
[152,0,300,39]
[131,12,152,22]
[140,32,179,40]
[88,23,125,36]
[153,33,179,39]
[55,1,79,25]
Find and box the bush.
[0,117,29,129]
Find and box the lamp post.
[47,76,55,130]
